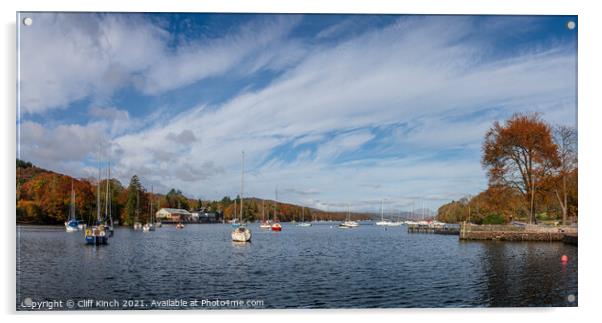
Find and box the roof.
[158,208,191,215]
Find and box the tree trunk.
[529,174,535,224]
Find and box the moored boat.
[339,205,358,228]
[232,226,252,242]
[85,150,110,245]
[297,206,312,227]
[231,151,251,242]
[65,180,80,232]
[271,223,282,231]
[176,223,185,229]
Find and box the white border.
[2,1,600,323]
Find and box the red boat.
[271,223,282,231]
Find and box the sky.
[17,13,577,213]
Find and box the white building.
[156,208,192,222]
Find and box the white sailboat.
[375,199,390,226]
[339,204,359,228]
[143,186,156,232]
[297,206,311,227]
[232,151,252,242]
[105,159,114,237]
[259,199,271,229]
[65,180,79,232]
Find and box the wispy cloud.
[17,14,577,211]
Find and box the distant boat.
[176,223,185,230]
[104,159,114,237]
[339,204,358,228]
[259,200,271,228]
[65,180,79,232]
[375,199,390,226]
[270,188,282,232]
[85,151,110,245]
[143,186,156,232]
[231,151,251,242]
[297,206,311,227]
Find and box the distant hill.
[16,160,370,225]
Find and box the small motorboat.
[133,222,143,230]
[297,222,312,227]
[259,221,272,229]
[143,223,155,232]
[271,223,282,231]
[176,223,185,230]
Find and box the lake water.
[16,223,578,310]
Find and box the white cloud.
[19,13,301,113]
[18,15,577,210]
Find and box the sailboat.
[104,159,114,237]
[270,188,282,231]
[259,199,271,229]
[231,151,252,242]
[375,199,390,226]
[339,204,359,228]
[155,198,162,228]
[85,148,110,245]
[65,180,79,232]
[297,206,311,227]
[143,186,156,232]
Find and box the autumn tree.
[482,113,560,224]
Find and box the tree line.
[16,161,359,225]
[437,113,577,225]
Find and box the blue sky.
[17,13,577,212]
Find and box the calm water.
[16,223,578,310]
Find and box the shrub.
[483,213,506,225]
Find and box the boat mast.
[381,199,384,222]
[150,185,154,224]
[240,151,244,223]
[97,145,101,223]
[105,159,110,222]
[70,179,75,220]
[274,188,278,221]
[108,159,112,226]
[302,206,305,222]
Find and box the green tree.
[124,175,142,225]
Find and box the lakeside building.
[191,209,224,223]
[156,208,192,222]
